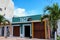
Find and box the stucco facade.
[0,0,14,37]
[12,15,51,39]
[0,0,14,22]
[57,19,60,36]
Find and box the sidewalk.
[0,37,53,40]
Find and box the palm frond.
[43,3,60,31]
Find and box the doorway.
[13,26,20,37]
[2,27,4,36]
[24,26,30,37]
[33,22,45,39]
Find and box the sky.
[13,0,60,17]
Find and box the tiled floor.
[0,37,52,40]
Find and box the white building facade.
[0,0,14,37]
[57,20,60,36]
[0,0,14,22]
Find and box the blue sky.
[13,0,60,17]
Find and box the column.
[0,27,2,36]
[32,22,34,38]
[44,21,47,39]
[9,25,13,37]
[4,26,7,37]
[55,32,57,40]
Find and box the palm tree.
[0,15,5,25]
[42,3,60,40]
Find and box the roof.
[12,20,41,24]
[12,15,41,23]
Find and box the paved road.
[0,37,53,40]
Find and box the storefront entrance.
[23,24,31,38]
[24,26,30,37]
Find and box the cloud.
[14,8,27,17]
[14,8,40,17]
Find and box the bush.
[57,35,60,40]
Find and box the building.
[0,0,14,22]
[57,19,60,36]
[12,15,51,39]
[0,0,14,37]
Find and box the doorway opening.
[24,26,30,37]
[2,27,4,36]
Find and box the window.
[4,7,6,10]
[0,8,2,11]
[23,18,26,22]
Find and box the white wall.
[0,0,14,22]
[0,28,2,36]
[57,19,60,36]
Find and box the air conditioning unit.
[27,18,32,21]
